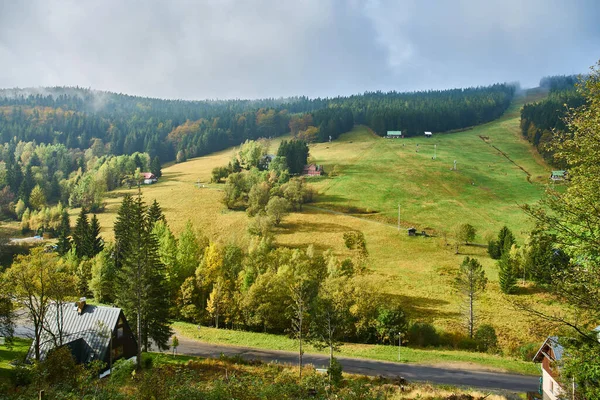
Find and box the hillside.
[90,90,556,350]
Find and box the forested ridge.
[0,83,515,160]
[520,75,586,164]
[0,84,514,220]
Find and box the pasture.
[89,90,557,351]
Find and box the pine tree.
[56,209,71,255]
[115,193,172,369]
[89,214,104,257]
[454,257,487,338]
[114,194,135,270]
[498,252,518,294]
[147,199,165,227]
[150,156,162,178]
[18,165,34,205]
[73,209,92,258]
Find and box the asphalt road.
[174,337,539,392]
[13,316,538,392]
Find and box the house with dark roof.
[533,336,564,400]
[28,298,137,371]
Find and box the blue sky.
[0,0,598,99]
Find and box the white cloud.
[0,0,597,99]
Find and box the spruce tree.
[114,194,135,270]
[147,199,165,227]
[56,209,72,255]
[73,208,92,258]
[115,193,172,369]
[18,165,34,205]
[498,252,518,294]
[89,214,104,257]
[150,156,162,178]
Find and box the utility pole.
[397,204,401,232]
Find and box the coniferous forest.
[0,84,515,217]
[520,75,586,163]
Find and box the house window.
[550,380,553,393]
[117,327,124,339]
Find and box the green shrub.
[518,343,539,361]
[10,359,32,387]
[456,337,478,351]
[328,357,343,387]
[407,322,440,347]
[110,358,135,383]
[142,353,154,369]
[474,324,498,352]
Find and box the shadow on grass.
[313,193,350,204]
[280,220,350,234]
[388,294,459,320]
[514,285,550,296]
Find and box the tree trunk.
[469,292,474,339]
[299,314,303,380]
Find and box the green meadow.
[83,89,557,357]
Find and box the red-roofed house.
[142,172,157,184]
[302,164,323,176]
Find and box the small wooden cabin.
[303,164,324,176]
[28,299,137,371]
[386,131,403,139]
[407,227,417,236]
[141,172,158,184]
[424,131,432,137]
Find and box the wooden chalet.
[27,299,137,372]
[303,164,324,176]
[533,336,564,400]
[141,172,158,184]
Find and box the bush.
[474,324,498,352]
[487,240,500,259]
[407,322,440,347]
[142,354,154,369]
[518,343,539,361]
[328,357,343,387]
[110,358,135,383]
[35,346,81,387]
[456,337,478,351]
[10,359,32,387]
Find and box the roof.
[28,303,122,363]
[387,131,402,136]
[424,131,432,135]
[551,170,566,175]
[142,172,155,179]
[533,336,564,363]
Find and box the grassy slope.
[0,338,31,381]
[308,90,549,240]
[89,89,556,356]
[173,322,539,375]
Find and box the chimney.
[77,297,87,315]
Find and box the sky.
[0,0,599,100]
